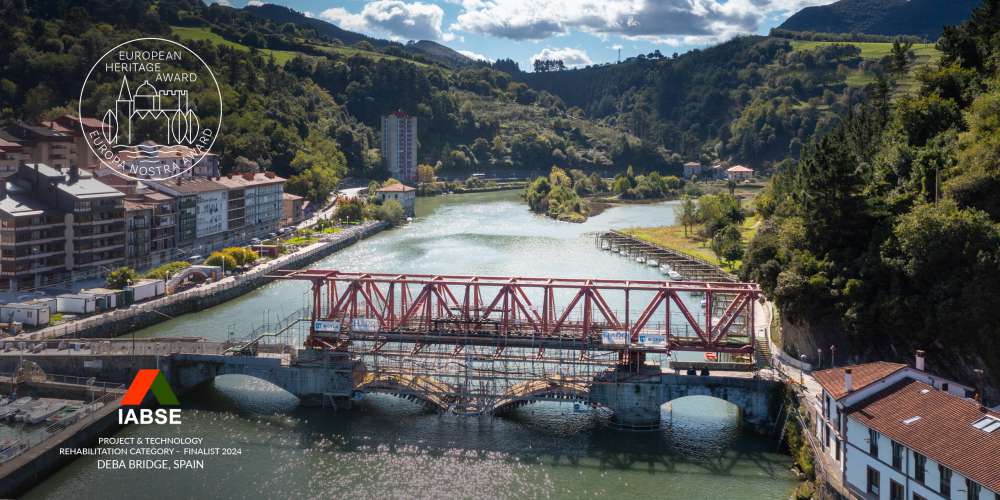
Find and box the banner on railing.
[600,330,628,345]
[638,333,667,348]
[313,320,341,336]
[351,318,380,333]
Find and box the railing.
[0,379,124,463]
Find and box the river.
[25,190,795,499]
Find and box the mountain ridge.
[778,0,979,40]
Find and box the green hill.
[778,0,979,40]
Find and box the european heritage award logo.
[78,37,222,181]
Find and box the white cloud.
[246,0,264,6]
[531,47,592,67]
[457,49,490,61]
[211,0,233,6]
[320,1,454,41]
[304,11,315,18]
[452,0,838,44]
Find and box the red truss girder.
[274,271,762,352]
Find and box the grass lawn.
[624,215,760,271]
[788,40,941,94]
[171,27,303,65]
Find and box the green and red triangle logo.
[121,369,179,406]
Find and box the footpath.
[13,221,387,342]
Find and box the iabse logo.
[118,369,182,425]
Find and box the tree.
[890,39,913,73]
[205,252,238,272]
[335,198,365,223]
[287,166,339,204]
[416,164,436,184]
[222,247,259,267]
[372,199,406,226]
[675,195,698,236]
[711,225,744,269]
[105,267,138,289]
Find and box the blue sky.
[218,0,837,69]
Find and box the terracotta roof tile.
[376,183,415,192]
[848,379,1000,492]
[814,361,907,399]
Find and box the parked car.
[189,255,204,262]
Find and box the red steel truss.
[272,271,762,354]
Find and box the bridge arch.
[354,373,455,412]
[491,377,593,414]
[589,373,782,431]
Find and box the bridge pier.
[589,369,784,433]
[168,350,362,407]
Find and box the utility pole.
[617,48,621,64]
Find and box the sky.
[214,0,839,70]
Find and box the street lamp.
[817,348,823,369]
[800,354,807,386]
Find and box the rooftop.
[0,195,44,217]
[147,177,227,194]
[848,379,1000,492]
[377,183,416,193]
[727,165,754,172]
[283,192,304,200]
[213,172,286,189]
[814,361,907,400]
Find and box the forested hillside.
[515,36,924,169]
[778,0,979,41]
[0,0,633,200]
[743,0,1000,390]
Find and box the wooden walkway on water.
[595,230,736,282]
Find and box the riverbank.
[14,222,387,342]
[417,181,528,197]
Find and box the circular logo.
[78,38,222,181]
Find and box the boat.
[636,256,645,263]
[25,402,65,425]
[659,264,672,275]
[647,259,659,267]
[667,269,682,280]
[704,352,718,361]
[0,406,17,421]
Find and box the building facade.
[375,183,416,217]
[0,123,74,171]
[381,111,417,182]
[147,177,229,255]
[282,192,304,226]
[810,356,999,500]
[0,164,125,290]
[214,172,286,243]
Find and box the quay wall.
[20,222,387,342]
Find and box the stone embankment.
[16,222,387,342]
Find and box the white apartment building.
[381,111,417,182]
[809,355,999,500]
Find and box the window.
[966,479,981,499]
[869,429,879,456]
[835,438,841,462]
[915,452,926,483]
[940,465,952,498]
[867,467,881,496]
[915,494,928,500]
[890,480,904,500]
[892,441,904,470]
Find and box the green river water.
[25,190,795,500]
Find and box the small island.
[523,165,684,222]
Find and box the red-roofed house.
[726,165,754,181]
[806,352,992,500]
[375,183,416,216]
